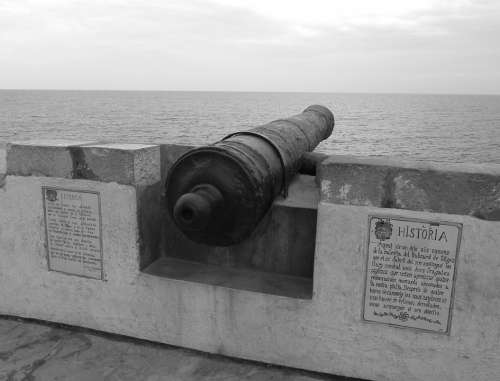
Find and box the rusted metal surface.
[165,105,334,246]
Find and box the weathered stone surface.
[0,318,340,381]
[77,143,162,268]
[7,140,95,178]
[6,141,163,270]
[144,256,313,299]
[2,172,500,381]
[0,145,6,175]
[319,155,500,220]
[318,155,390,207]
[78,143,160,186]
[6,140,161,186]
[313,203,500,381]
[274,174,319,209]
[3,149,500,381]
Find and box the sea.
[1,90,499,164]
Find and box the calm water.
[1,90,499,163]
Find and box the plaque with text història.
[43,187,103,280]
[363,216,462,334]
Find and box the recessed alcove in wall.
[142,150,318,299]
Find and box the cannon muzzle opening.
[166,105,334,246]
[173,184,224,231]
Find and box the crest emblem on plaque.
[374,219,392,240]
[46,189,58,202]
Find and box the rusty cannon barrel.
[165,105,334,246]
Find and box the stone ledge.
[274,174,319,209]
[6,140,160,186]
[322,155,500,175]
[144,257,313,299]
[7,140,95,179]
[319,155,500,220]
[79,143,160,186]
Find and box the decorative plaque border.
[362,215,462,334]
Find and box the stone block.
[391,169,500,220]
[77,143,160,186]
[7,139,95,178]
[7,141,163,270]
[7,141,161,186]
[319,156,500,221]
[75,143,163,268]
[318,155,390,207]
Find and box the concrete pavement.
[0,317,358,381]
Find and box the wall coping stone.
[323,155,500,175]
[6,140,160,186]
[7,140,500,219]
[319,155,500,220]
[9,139,97,147]
[85,143,159,151]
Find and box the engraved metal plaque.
[43,187,103,280]
[362,216,462,334]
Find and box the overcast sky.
[1,0,499,93]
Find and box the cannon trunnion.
[165,105,334,246]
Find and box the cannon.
[165,105,334,246]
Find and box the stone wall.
[0,146,6,174]
[1,140,500,381]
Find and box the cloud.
[0,0,498,93]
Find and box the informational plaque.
[42,187,103,280]
[362,216,462,334]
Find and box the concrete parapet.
[7,140,95,179]
[7,140,160,186]
[1,140,500,381]
[319,155,500,220]
[6,140,163,269]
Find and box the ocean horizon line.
[1,88,499,97]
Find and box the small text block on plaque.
[363,216,462,334]
[43,187,103,280]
